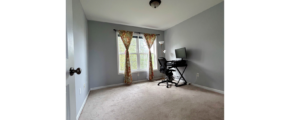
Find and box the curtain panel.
[144,34,157,81]
[118,30,133,84]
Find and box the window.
[117,33,157,74]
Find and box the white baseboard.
[192,84,224,94]
[90,80,149,91]
[153,75,163,80]
[133,79,148,83]
[90,83,124,91]
[76,90,90,120]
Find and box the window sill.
[118,69,158,75]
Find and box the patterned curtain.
[119,30,133,84]
[144,34,157,81]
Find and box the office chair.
[158,57,178,88]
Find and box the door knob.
[70,67,81,76]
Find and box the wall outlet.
[83,84,85,88]
[196,73,199,77]
[79,88,81,94]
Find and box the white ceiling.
[80,0,223,30]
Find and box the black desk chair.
[158,57,178,88]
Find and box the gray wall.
[72,0,89,115]
[88,21,164,89]
[165,2,224,90]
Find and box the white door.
[66,0,76,119]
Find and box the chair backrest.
[158,57,167,73]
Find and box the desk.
[167,60,187,87]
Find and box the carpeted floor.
[79,80,224,120]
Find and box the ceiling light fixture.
[149,0,161,8]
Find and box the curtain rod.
[113,29,160,36]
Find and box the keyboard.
[168,60,187,67]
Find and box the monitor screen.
[175,47,187,59]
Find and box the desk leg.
[176,66,187,87]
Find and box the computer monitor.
[175,47,187,60]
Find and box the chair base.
[158,79,178,88]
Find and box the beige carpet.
[79,80,224,120]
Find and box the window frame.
[116,32,158,74]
